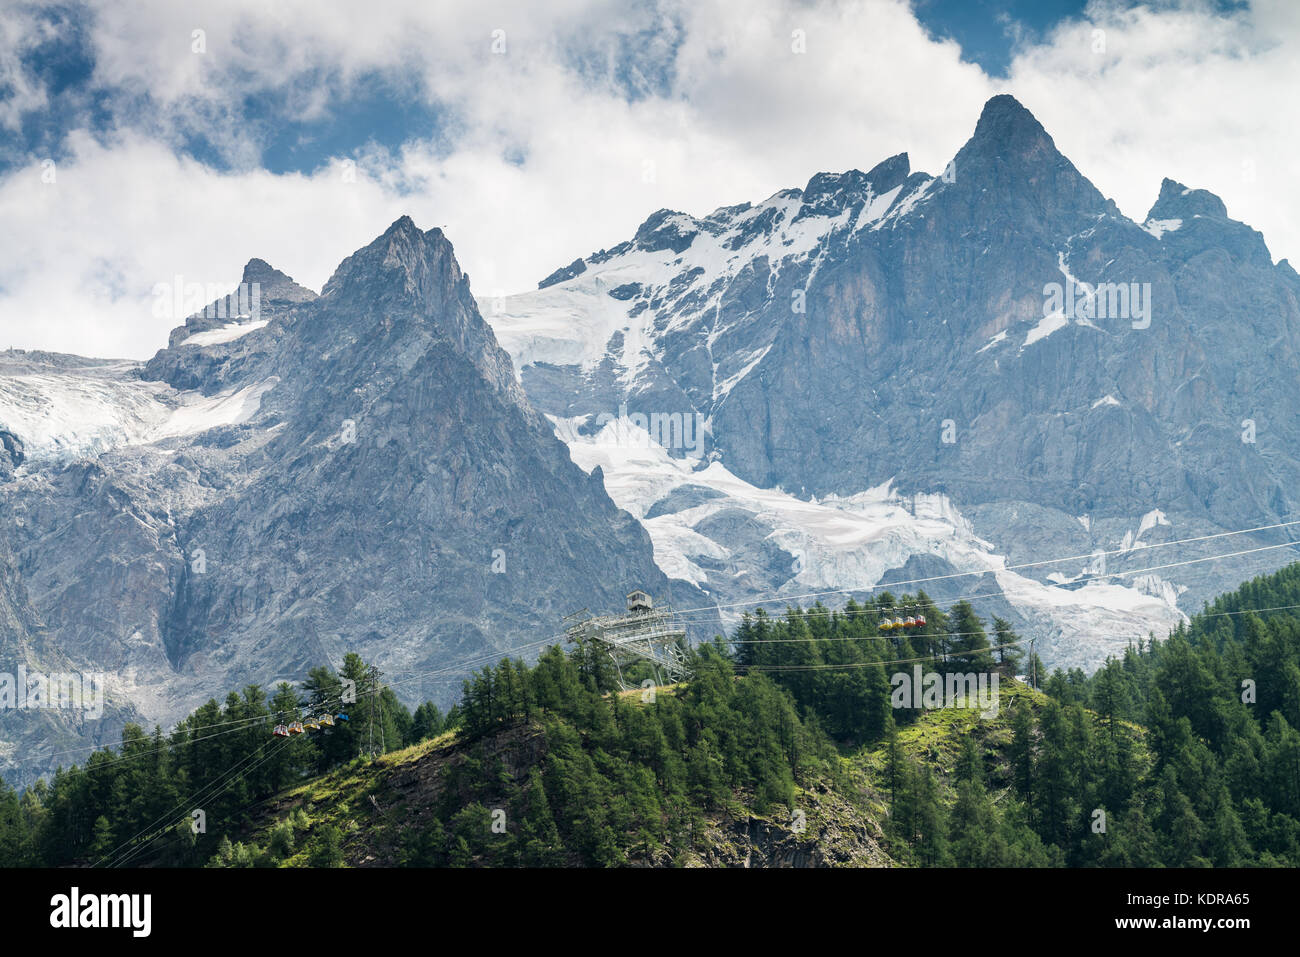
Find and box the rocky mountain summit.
[487,95,1300,664]
[0,217,705,786]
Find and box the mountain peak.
[321,215,461,302]
[151,256,317,354]
[242,257,277,279]
[1146,177,1229,221]
[946,93,1109,222]
[308,217,530,399]
[633,208,698,254]
[383,214,422,238]
[865,152,911,192]
[799,169,870,215]
[240,258,317,303]
[970,94,1051,152]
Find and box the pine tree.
[89,815,115,859]
[990,615,1025,673]
[307,824,345,868]
[946,601,995,674]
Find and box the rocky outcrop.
[0,218,711,785]
[489,94,1300,653]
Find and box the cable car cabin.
[304,718,320,731]
[287,721,305,735]
[879,618,894,631]
[626,589,653,613]
[903,616,917,628]
[336,712,350,722]
[915,615,927,627]
[273,724,290,737]
[318,713,335,727]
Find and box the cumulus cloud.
[1005,0,1300,242]
[0,4,53,131]
[0,0,1296,358]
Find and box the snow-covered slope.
[178,319,269,348]
[484,153,936,418]
[0,352,277,463]
[552,415,1185,669]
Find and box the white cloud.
[0,5,53,131]
[1005,0,1300,242]
[0,0,1296,359]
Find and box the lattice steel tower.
[564,589,690,688]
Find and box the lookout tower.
[564,588,689,687]
[626,589,652,613]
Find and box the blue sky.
[0,0,1295,358]
[913,0,1249,73]
[913,0,1093,74]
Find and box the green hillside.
[3,567,1299,867]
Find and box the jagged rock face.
[488,94,1300,658]
[0,532,41,651]
[518,94,1300,520]
[0,218,706,784]
[0,526,138,788]
[145,259,318,394]
[163,258,318,349]
[157,219,691,693]
[0,430,21,481]
[732,98,1300,525]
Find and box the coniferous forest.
[3,565,1299,868]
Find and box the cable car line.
[106,737,297,869]
[665,539,1300,624]
[46,532,1300,783]
[95,736,290,868]
[663,522,1300,617]
[737,638,1030,672]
